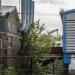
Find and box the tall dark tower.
[21,0,34,32]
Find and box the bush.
[5,66,16,75]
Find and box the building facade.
[0,6,21,67]
[21,0,34,32]
[61,9,75,75]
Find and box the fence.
[0,54,69,75]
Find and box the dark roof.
[0,6,16,16]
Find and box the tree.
[21,20,64,75]
[22,20,55,56]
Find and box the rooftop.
[60,8,75,15]
[0,6,16,16]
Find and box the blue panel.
[62,14,71,64]
[62,15,66,53]
[63,53,71,64]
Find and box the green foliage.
[0,65,16,75]
[21,20,63,75]
[5,66,16,75]
[31,20,45,35]
[54,59,65,75]
[0,64,4,75]
[31,35,54,56]
[22,20,55,56]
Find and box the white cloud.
[2,0,75,34]
[35,0,65,4]
[34,0,75,33]
[2,0,20,12]
[63,1,75,10]
[35,3,61,14]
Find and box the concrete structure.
[21,0,34,32]
[0,6,21,67]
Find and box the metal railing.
[0,54,70,75]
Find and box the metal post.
[31,57,32,75]
[53,57,55,75]
[3,57,5,75]
[27,57,28,75]
[64,64,69,75]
